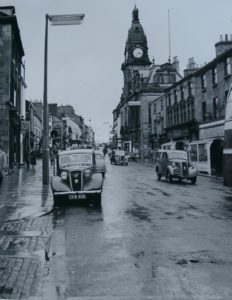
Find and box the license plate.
[68,194,86,200]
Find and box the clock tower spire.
[121,6,151,97]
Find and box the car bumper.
[53,189,101,196]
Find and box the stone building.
[0,6,26,169]
[112,6,181,156]
[150,35,232,175]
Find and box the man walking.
[0,147,7,185]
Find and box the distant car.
[155,149,198,184]
[110,150,128,166]
[50,149,103,207]
[94,150,106,177]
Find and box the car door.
[161,152,168,175]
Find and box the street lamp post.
[42,13,85,184]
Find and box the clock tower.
[121,6,151,97]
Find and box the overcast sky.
[1,0,232,142]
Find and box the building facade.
[113,6,181,156]
[150,35,232,175]
[0,6,26,169]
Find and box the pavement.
[0,157,225,299]
[0,159,54,299]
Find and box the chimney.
[172,56,179,73]
[215,34,232,56]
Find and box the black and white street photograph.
[1,0,232,299]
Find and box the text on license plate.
[69,194,86,200]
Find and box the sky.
[1,0,232,142]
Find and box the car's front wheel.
[53,195,62,206]
[156,171,161,180]
[191,177,197,184]
[166,170,172,182]
[94,193,102,208]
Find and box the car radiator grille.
[173,168,180,175]
[71,171,82,191]
[182,162,188,177]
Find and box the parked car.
[110,149,128,166]
[94,150,106,177]
[50,149,103,206]
[155,149,198,184]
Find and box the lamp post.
[42,13,85,184]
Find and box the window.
[153,120,157,135]
[198,144,208,162]
[201,74,206,90]
[212,67,217,85]
[174,90,177,103]
[190,144,197,162]
[213,97,219,119]
[168,93,171,107]
[180,86,184,99]
[188,81,192,96]
[225,57,231,76]
[161,99,164,111]
[153,103,156,114]
[202,101,207,121]
[191,101,195,120]
[187,102,191,121]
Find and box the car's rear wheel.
[191,177,197,184]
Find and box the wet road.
[46,158,232,299]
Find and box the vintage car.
[50,149,103,206]
[110,149,128,166]
[94,150,106,177]
[155,149,198,184]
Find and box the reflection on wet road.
[49,158,232,299]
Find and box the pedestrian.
[110,150,116,164]
[0,147,7,185]
[25,147,30,169]
[30,148,36,170]
[103,147,108,157]
[49,147,54,166]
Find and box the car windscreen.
[59,154,92,166]
[168,151,187,160]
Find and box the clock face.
[133,47,143,58]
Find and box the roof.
[157,149,187,154]
[59,149,94,156]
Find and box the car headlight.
[60,171,68,181]
[84,169,91,177]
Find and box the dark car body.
[50,149,103,206]
[155,149,198,184]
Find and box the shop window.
[198,143,208,162]
[190,144,197,162]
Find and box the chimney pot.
[225,34,228,41]
[220,34,223,41]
